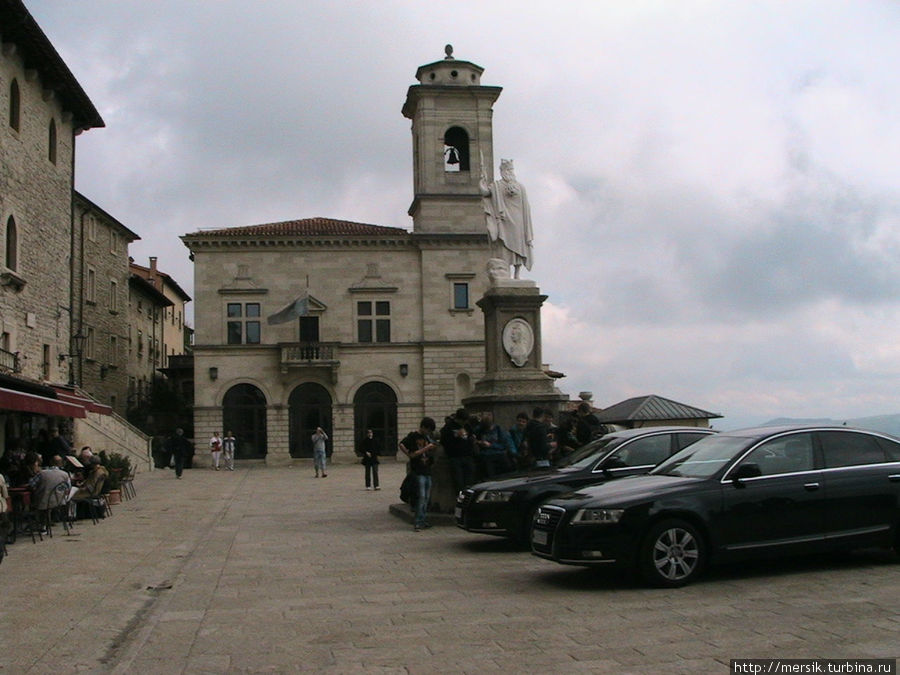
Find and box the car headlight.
[475,490,514,503]
[571,508,625,525]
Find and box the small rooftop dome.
[414,44,484,86]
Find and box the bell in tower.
[402,46,503,235]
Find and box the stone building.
[0,0,105,447]
[182,49,507,465]
[71,191,140,416]
[130,256,191,369]
[126,264,173,413]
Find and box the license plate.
[532,529,548,546]
[454,507,462,520]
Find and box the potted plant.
[98,451,132,505]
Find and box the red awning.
[53,389,112,415]
[0,387,87,418]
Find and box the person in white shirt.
[222,431,236,471]
[209,431,222,471]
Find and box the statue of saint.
[480,159,534,279]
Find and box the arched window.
[9,80,20,131]
[48,119,57,164]
[222,384,267,459]
[443,126,470,172]
[353,382,398,457]
[289,382,332,458]
[5,216,17,271]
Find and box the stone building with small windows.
[71,192,140,416]
[182,49,508,465]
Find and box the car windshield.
[558,437,620,469]
[651,435,749,478]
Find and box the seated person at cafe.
[71,456,108,504]
[31,456,72,512]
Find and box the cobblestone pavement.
[1,458,898,674]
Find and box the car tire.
[639,519,706,588]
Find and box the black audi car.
[456,426,716,543]
[531,425,900,586]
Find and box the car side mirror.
[731,463,761,483]
[604,455,627,470]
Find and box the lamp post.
[59,332,86,386]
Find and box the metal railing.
[0,347,20,373]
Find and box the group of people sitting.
[1,444,111,550]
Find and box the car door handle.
[803,482,820,491]
[889,474,900,482]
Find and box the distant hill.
[762,414,900,437]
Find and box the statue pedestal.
[463,281,567,430]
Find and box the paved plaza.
[1,458,898,674]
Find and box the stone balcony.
[278,342,340,380]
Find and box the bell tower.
[402,45,502,234]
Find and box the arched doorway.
[353,382,398,458]
[222,384,267,459]
[289,382,332,458]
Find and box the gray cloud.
[26,0,900,427]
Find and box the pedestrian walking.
[359,429,380,490]
[209,431,222,470]
[312,427,328,477]
[166,428,193,479]
[222,430,236,471]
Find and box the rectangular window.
[87,268,96,303]
[357,301,391,343]
[109,279,118,312]
[453,282,469,309]
[109,335,118,364]
[226,302,261,345]
[86,328,95,360]
[109,229,118,254]
[42,344,50,380]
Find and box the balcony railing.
[280,342,339,366]
[0,347,20,373]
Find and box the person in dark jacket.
[360,429,380,490]
[440,409,476,493]
[166,428,193,479]
[525,407,550,468]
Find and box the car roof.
[716,424,900,442]
[601,426,716,440]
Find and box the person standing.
[525,408,550,468]
[360,429,380,490]
[167,428,193,479]
[475,411,513,478]
[222,430,236,471]
[312,427,328,478]
[508,412,529,469]
[440,409,476,493]
[209,431,223,471]
[401,417,437,531]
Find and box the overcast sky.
[26,1,900,429]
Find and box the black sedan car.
[456,426,716,543]
[531,425,900,586]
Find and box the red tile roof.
[188,217,408,238]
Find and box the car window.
[653,435,748,478]
[609,434,671,468]
[676,432,711,450]
[738,433,815,476]
[819,431,887,468]
[562,437,617,469]
[875,436,900,461]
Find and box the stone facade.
[71,192,140,415]
[182,49,513,466]
[0,4,103,386]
